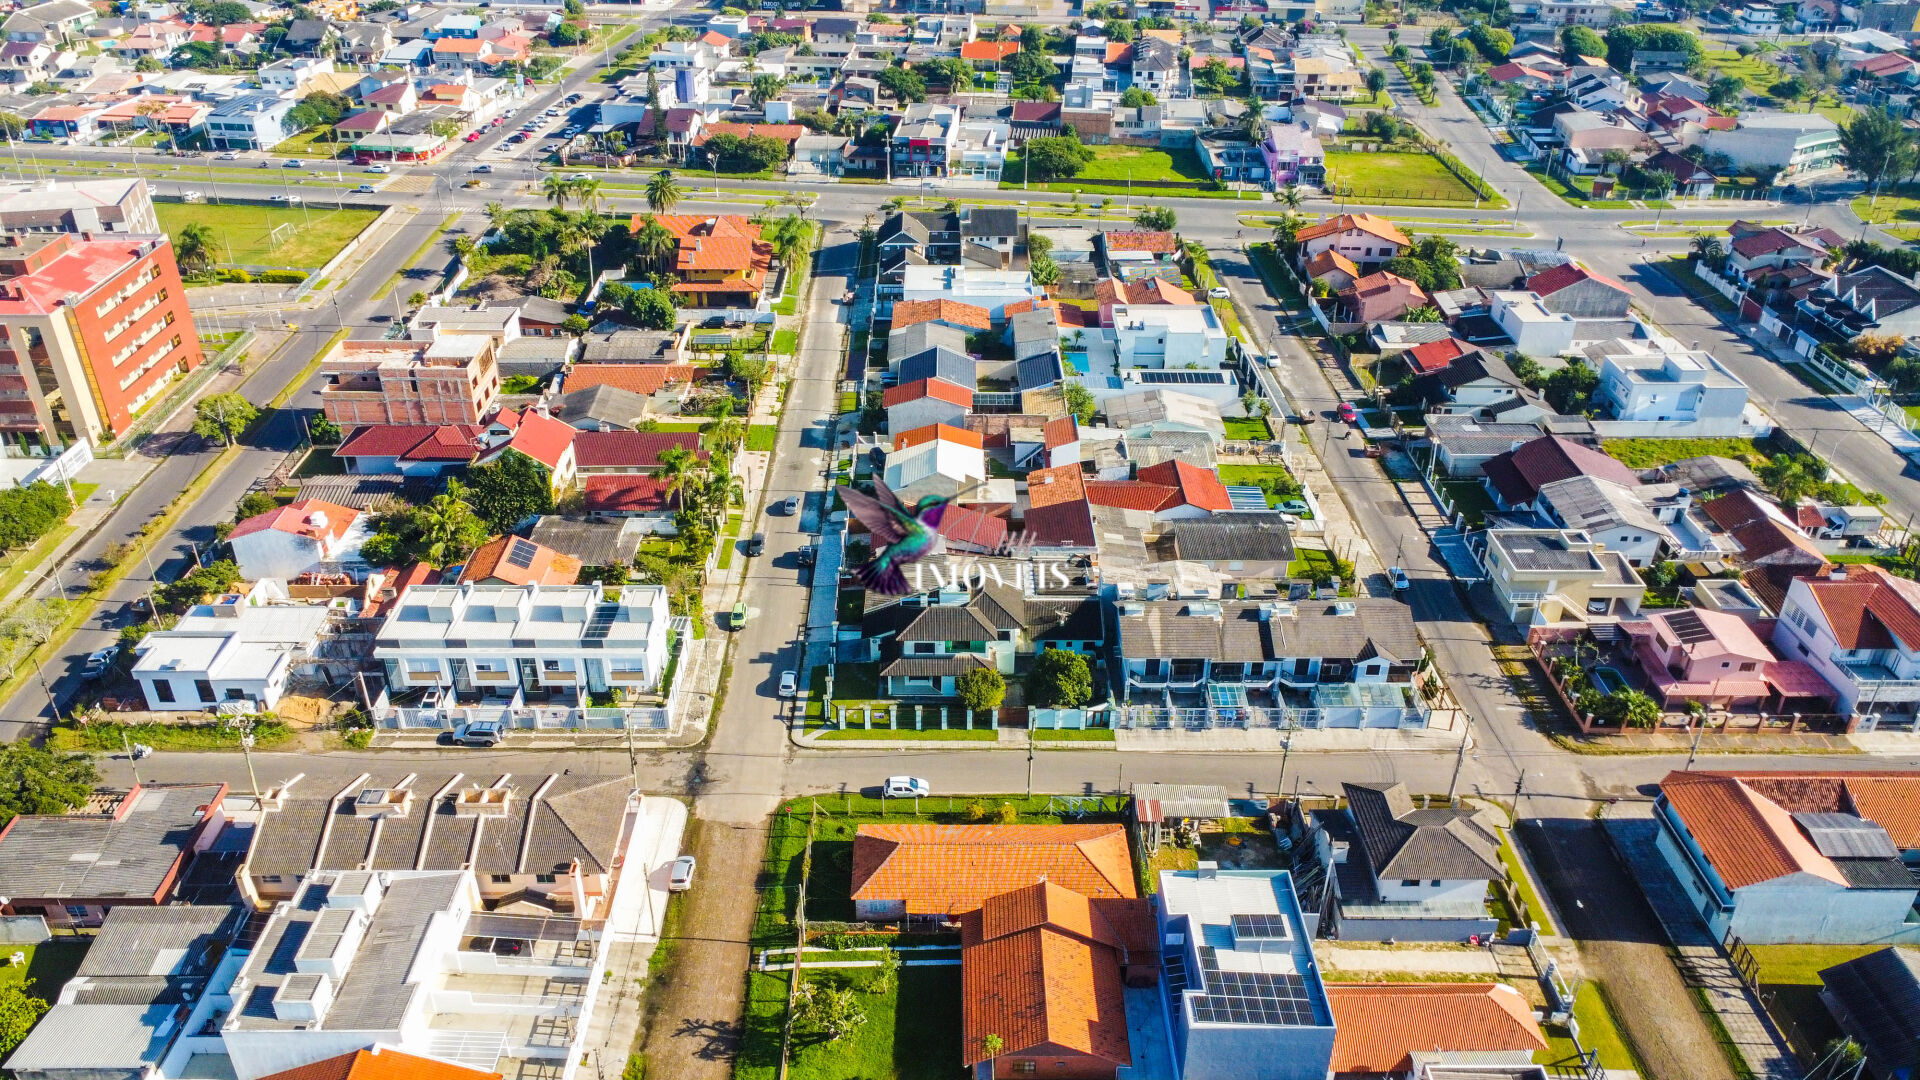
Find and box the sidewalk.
[788,724,1467,753]
[580,795,688,1080]
[1601,803,1801,1080]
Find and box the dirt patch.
[1521,819,1736,1080]
[275,693,349,730]
[634,814,767,1080]
[1198,830,1281,869]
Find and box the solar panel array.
[1665,609,1714,645]
[506,538,540,570]
[1187,947,1318,1027]
[1230,913,1291,940]
[1137,370,1228,385]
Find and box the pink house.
[1626,607,1835,712]
[1338,271,1429,323]
[1259,122,1324,186]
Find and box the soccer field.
[155,202,380,269]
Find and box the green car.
[731,602,749,630]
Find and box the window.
[153,680,175,703]
[1011,1064,1036,1075]
[1429,879,1441,887]
[226,688,247,700]
[262,875,283,883]
[491,874,511,883]
[193,679,214,702]
[64,905,90,918]
[1400,879,1420,887]
[1739,662,1757,672]
[535,873,557,884]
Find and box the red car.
[1337,402,1359,423]
[466,131,482,142]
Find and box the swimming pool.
[1591,666,1628,696]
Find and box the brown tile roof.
[1135,460,1232,513]
[1102,230,1178,254]
[894,422,984,450]
[582,474,674,514]
[1729,519,1828,568]
[457,535,582,586]
[690,122,807,147]
[1085,479,1177,513]
[1483,435,1638,505]
[882,377,973,410]
[1042,416,1078,449]
[1296,212,1410,249]
[850,823,1135,915]
[573,430,703,471]
[1304,249,1360,282]
[1702,489,1785,533]
[1799,564,1920,651]
[259,1048,501,1080]
[1326,984,1547,1075]
[1659,771,1849,890]
[892,298,992,331]
[563,364,699,396]
[1025,463,1087,509]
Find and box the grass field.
[740,965,964,1080]
[1704,49,1784,95]
[1325,151,1480,204]
[1602,436,1772,469]
[1851,183,1920,226]
[1746,944,1918,985]
[156,203,379,269]
[1541,981,1644,1073]
[49,719,294,752]
[1074,143,1212,183]
[0,939,87,1005]
[1223,417,1273,441]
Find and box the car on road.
[778,670,797,698]
[883,776,932,798]
[1337,401,1358,423]
[783,495,800,515]
[82,647,117,680]
[566,172,590,181]
[1208,286,1231,298]
[797,545,815,567]
[465,131,482,141]
[747,532,765,556]
[730,602,748,630]
[472,163,492,173]
[506,133,526,143]
[216,151,238,160]
[269,194,302,203]
[453,719,505,747]
[283,159,304,168]
[180,190,204,202]
[1391,567,1411,592]
[351,184,377,193]
[366,163,390,173]
[668,855,696,891]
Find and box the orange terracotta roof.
[1102,230,1178,254]
[894,422,984,451]
[850,823,1135,915]
[891,298,992,331]
[1304,249,1360,282]
[1042,416,1078,449]
[1669,769,1920,851]
[1296,212,1411,249]
[961,39,1019,61]
[1135,459,1231,512]
[229,498,358,544]
[258,1048,501,1080]
[1084,479,1177,513]
[691,122,807,146]
[502,408,576,471]
[458,535,582,586]
[563,364,699,395]
[1659,771,1848,890]
[1327,984,1547,1075]
[882,377,973,410]
[1800,564,1920,651]
[962,922,1132,1067]
[1104,40,1133,64]
[1025,463,1087,509]
[648,214,773,285]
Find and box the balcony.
[472,669,515,684]
[538,669,578,685]
[606,667,651,685]
[1832,653,1920,696]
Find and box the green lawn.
[771,328,798,354]
[1499,831,1557,936]
[747,424,778,453]
[1851,183,1920,226]
[1324,151,1480,204]
[817,727,999,740]
[292,448,346,478]
[1440,479,1497,526]
[48,720,294,753]
[1223,417,1273,441]
[1218,463,1302,507]
[1033,728,1115,741]
[1602,436,1772,469]
[1703,49,1781,95]
[0,939,87,1003]
[1287,547,1346,580]
[741,965,965,1080]
[269,126,346,159]
[1541,981,1644,1074]
[156,203,379,269]
[1746,944,1918,985]
[1074,143,1212,183]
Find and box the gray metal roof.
[1117,598,1420,664]
[551,384,651,430]
[0,783,224,902]
[1794,812,1902,859]
[77,905,241,979]
[529,516,646,567]
[3,1002,179,1071]
[1819,946,1920,1071]
[1341,782,1503,883]
[895,346,974,388]
[1160,519,1296,564]
[887,320,969,360]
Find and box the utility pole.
[1276,730,1292,798]
[240,730,259,798]
[1025,738,1034,798]
[1685,711,1706,771]
[1447,711,1472,801]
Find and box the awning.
[464,912,584,942]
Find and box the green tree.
[1022,131,1095,180]
[0,742,96,827]
[645,169,682,214]
[1365,67,1387,95]
[306,415,341,446]
[1134,206,1177,230]
[1707,74,1746,109]
[876,63,927,103]
[1029,254,1060,286]
[192,392,255,446]
[190,0,252,24]
[1690,231,1725,263]
[956,666,1006,713]
[1061,380,1095,424]
[0,983,49,1057]
[1560,25,1606,63]
[1027,648,1092,708]
[1842,107,1919,202]
[1008,47,1055,85]
[234,491,279,522]
[793,983,865,1040]
[748,72,787,108]
[158,559,241,612]
[175,222,216,273]
[628,287,676,329]
[1544,359,1599,415]
[1465,24,1512,62]
[1119,86,1157,107]
[467,450,556,533]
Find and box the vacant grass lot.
[1541,981,1645,1074]
[1851,183,1920,227]
[1324,151,1479,204]
[1223,417,1272,441]
[1602,436,1773,469]
[1075,143,1212,183]
[1703,49,1784,95]
[156,203,379,269]
[741,965,965,1080]
[1746,944,1917,985]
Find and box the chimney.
[1196,860,1217,880]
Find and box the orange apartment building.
[630,214,774,308]
[0,231,200,449]
[319,335,502,425]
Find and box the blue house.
[1155,866,1337,1080]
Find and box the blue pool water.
[1592,666,1628,696]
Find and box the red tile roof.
[891,298,992,331]
[582,474,675,514]
[960,887,1135,1067]
[573,430,702,471]
[259,1048,501,1080]
[1084,479,1177,513]
[229,498,358,544]
[502,409,576,471]
[1024,463,1086,509]
[562,364,699,396]
[1798,564,1920,651]
[1102,230,1178,254]
[690,122,807,147]
[458,535,582,586]
[699,29,730,45]
[937,503,1010,553]
[1659,771,1850,890]
[882,377,973,410]
[960,39,1019,61]
[1327,984,1547,1075]
[1482,435,1638,505]
[1526,262,1629,298]
[850,823,1136,915]
[894,422,984,451]
[1296,212,1410,249]
[1042,416,1078,449]
[1135,459,1232,512]
[1403,336,1471,375]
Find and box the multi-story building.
[1773,563,1920,726]
[205,93,297,151]
[1477,528,1645,626]
[0,230,200,448]
[0,177,158,234]
[373,580,672,706]
[1594,340,1752,425]
[1698,111,1843,178]
[891,102,959,178]
[319,336,502,426]
[1112,304,1232,369]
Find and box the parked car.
[465,131,481,142]
[730,602,748,630]
[668,855,696,891]
[180,190,204,202]
[82,647,117,680]
[747,532,765,556]
[778,670,797,697]
[366,163,390,173]
[1337,401,1358,423]
[269,194,302,203]
[1391,567,1411,592]
[1276,499,1309,515]
[783,495,800,515]
[1208,286,1231,298]
[797,545,815,567]
[453,719,505,747]
[883,776,931,798]
[216,151,238,160]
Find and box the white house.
[373,580,672,702]
[1698,111,1843,178]
[1490,291,1577,358]
[256,55,332,94]
[883,425,988,503]
[1331,781,1503,941]
[1594,340,1752,424]
[898,264,1040,320]
[228,498,367,582]
[1773,564,1920,725]
[131,579,333,713]
[1111,304,1232,370]
[1736,4,1784,33]
[1535,475,1673,567]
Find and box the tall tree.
[0,743,96,826]
[1842,107,1918,204]
[192,393,255,446]
[645,169,681,214]
[467,447,557,533]
[175,222,216,273]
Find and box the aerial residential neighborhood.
[2,1,1920,1080]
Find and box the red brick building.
[0,231,201,448]
[318,336,502,425]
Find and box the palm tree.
[573,176,604,215]
[767,213,810,265]
[175,222,215,273]
[484,200,512,233]
[420,489,479,567]
[542,174,573,210]
[646,169,681,214]
[749,73,786,108]
[1690,232,1725,264]
[657,444,696,508]
[634,215,676,274]
[1280,183,1302,210]
[1272,212,1303,249]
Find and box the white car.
[883,776,932,799]
[1391,567,1411,592]
[365,163,390,174]
[351,184,377,194]
[269,194,302,203]
[179,190,204,202]
[216,151,238,160]
[566,172,590,181]
[668,855,696,891]
[1208,286,1231,298]
[453,719,505,747]
[778,670,797,697]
